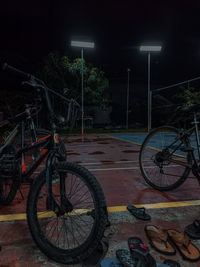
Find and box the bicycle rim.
[27,162,106,264]
[139,126,191,191]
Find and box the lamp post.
[71,40,95,136]
[139,45,162,132]
[126,68,131,129]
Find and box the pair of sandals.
[145,225,200,262]
[116,237,179,267]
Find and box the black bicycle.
[139,105,200,191]
[0,63,107,264]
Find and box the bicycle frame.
[157,112,200,177]
[0,121,52,178]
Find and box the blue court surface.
[110,133,199,158]
[110,133,148,145]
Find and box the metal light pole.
[81,48,84,136]
[71,40,95,136]
[126,68,131,129]
[148,52,151,131]
[140,45,162,132]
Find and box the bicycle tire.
[0,145,20,205]
[27,161,107,264]
[139,126,192,191]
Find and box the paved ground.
[1,133,200,266]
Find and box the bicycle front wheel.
[27,161,107,264]
[139,126,192,191]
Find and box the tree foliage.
[37,52,109,107]
[168,86,200,128]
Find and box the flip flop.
[167,229,200,262]
[127,205,151,221]
[163,259,181,267]
[128,237,157,267]
[144,225,176,255]
[116,249,137,267]
[185,219,200,239]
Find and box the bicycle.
[139,105,200,191]
[0,63,108,264]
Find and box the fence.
[151,76,200,128]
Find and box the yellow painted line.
[108,134,186,159]
[146,145,186,159]
[0,213,27,221]
[107,200,200,212]
[1,200,200,222]
[0,209,92,222]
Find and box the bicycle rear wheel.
[139,126,192,191]
[0,145,20,204]
[27,161,107,264]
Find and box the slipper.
[145,225,176,255]
[163,259,181,267]
[167,229,200,262]
[128,237,157,267]
[127,205,151,221]
[116,249,137,267]
[185,219,200,239]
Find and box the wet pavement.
[1,133,200,266]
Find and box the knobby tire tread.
[27,161,107,264]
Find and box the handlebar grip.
[2,63,31,80]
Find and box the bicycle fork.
[45,150,73,216]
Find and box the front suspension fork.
[45,151,72,214]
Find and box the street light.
[139,45,162,132]
[126,68,131,129]
[71,40,95,136]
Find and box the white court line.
[39,160,152,168]
[34,164,180,174]
[88,164,179,172]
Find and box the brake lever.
[21,81,34,87]
[21,76,46,89]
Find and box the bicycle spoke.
[140,127,191,190]
[35,166,96,250]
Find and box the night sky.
[1,1,200,86]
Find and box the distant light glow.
[140,45,162,52]
[71,41,95,48]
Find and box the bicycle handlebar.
[1,62,80,129]
[2,63,31,80]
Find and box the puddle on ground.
[66,138,113,143]
[122,150,140,153]
[68,152,80,155]
[89,151,105,155]
[101,160,114,164]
